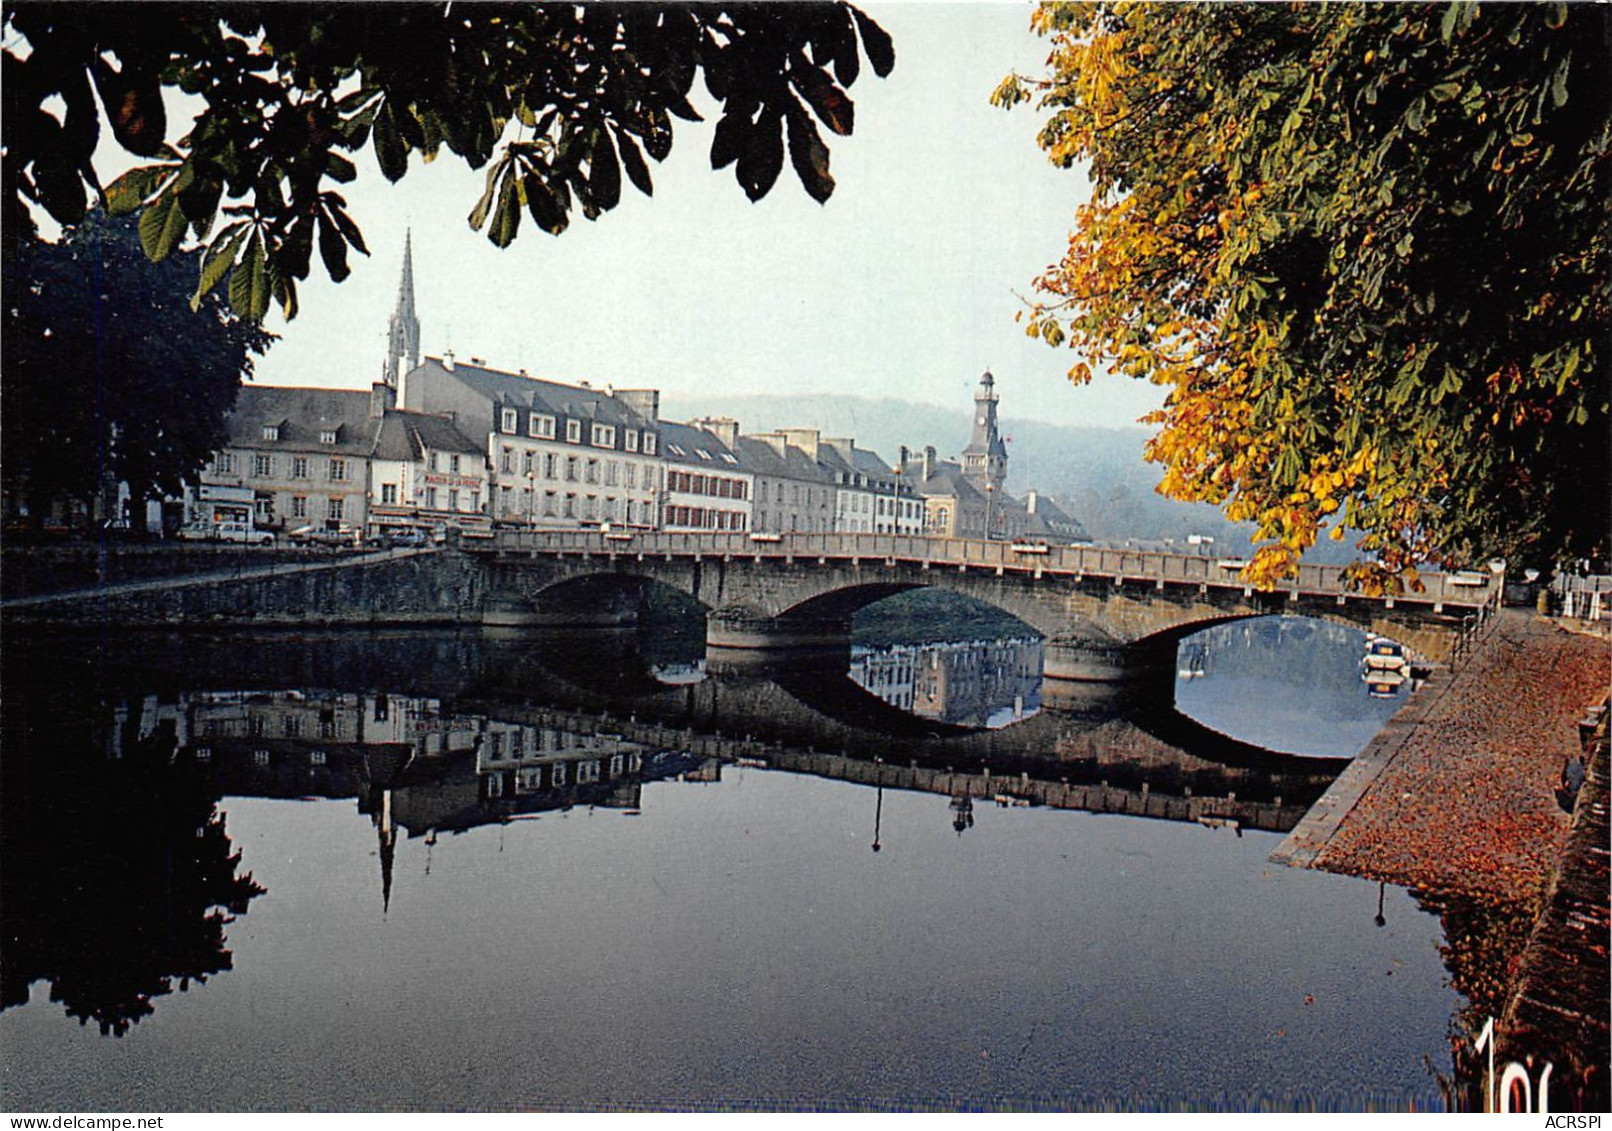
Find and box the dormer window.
[695,449,711,461]
[643,433,657,456]
[500,409,518,434]
[667,443,685,457]
[624,429,639,453]
[720,453,738,464]
[261,425,280,442]
[320,429,338,445]
[531,413,555,439]
[566,420,582,443]
[591,424,615,448]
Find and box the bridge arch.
[471,536,1486,670]
[1125,608,1439,666]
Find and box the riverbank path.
[1272,609,1607,901]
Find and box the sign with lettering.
[423,472,483,488]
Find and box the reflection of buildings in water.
[106,689,700,909]
[849,647,916,712]
[851,638,1042,727]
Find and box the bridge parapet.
[476,530,1500,614]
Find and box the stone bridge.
[472,530,1501,681]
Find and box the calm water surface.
[0,619,1458,1110]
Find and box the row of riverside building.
[188,237,1088,545]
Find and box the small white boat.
[1363,639,1408,670]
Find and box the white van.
[216,521,274,545]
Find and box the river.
[0,615,1461,1110]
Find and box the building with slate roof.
[368,408,491,535]
[197,384,383,536]
[896,371,1092,544]
[660,420,754,533]
[838,441,924,534]
[896,443,1033,542]
[402,355,663,530]
[1020,490,1090,544]
[726,428,835,535]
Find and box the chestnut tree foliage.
[996,2,1609,587]
[4,3,893,320]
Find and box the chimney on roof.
[779,428,821,460]
[370,381,395,419]
[824,437,855,460]
[616,389,660,423]
[923,445,936,480]
[692,417,740,449]
[755,432,789,458]
[443,350,456,371]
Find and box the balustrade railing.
[477,529,1493,609]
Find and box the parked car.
[288,523,361,548]
[384,528,430,548]
[179,521,273,545]
[216,521,275,545]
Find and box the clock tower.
[961,370,1007,493]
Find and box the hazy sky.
[241,3,1162,431]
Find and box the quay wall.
[3,549,487,627]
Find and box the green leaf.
[190,223,249,310]
[711,110,748,170]
[792,65,854,136]
[488,168,521,247]
[522,171,569,236]
[786,105,834,203]
[851,8,895,77]
[322,197,368,256]
[372,101,407,182]
[103,164,174,216]
[137,191,188,261]
[589,126,621,212]
[1439,1,1462,42]
[325,152,358,183]
[317,213,350,282]
[229,231,269,320]
[1430,82,1461,102]
[468,155,506,231]
[615,127,654,196]
[736,111,785,201]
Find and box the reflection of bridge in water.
[48,627,1345,839]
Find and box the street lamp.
[888,466,902,550]
[984,482,995,542]
[526,467,538,533]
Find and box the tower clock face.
[977,415,986,426]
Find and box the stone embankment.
[1276,610,1606,899]
[1273,609,1609,1109]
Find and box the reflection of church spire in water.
[376,788,396,914]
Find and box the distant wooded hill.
[661,392,1357,561]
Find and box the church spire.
[385,230,421,392]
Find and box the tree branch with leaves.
[996,1,1609,588]
[4,3,894,321]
